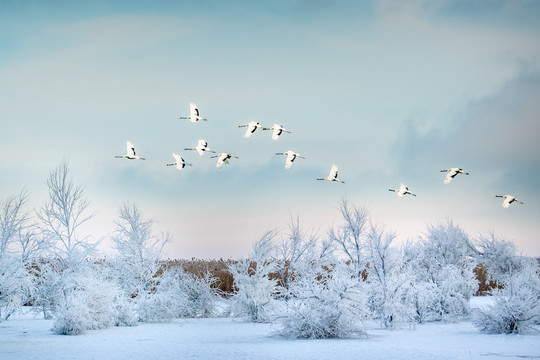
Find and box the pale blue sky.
[1,0,539,258]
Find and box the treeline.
[1,162,539,338]
[159,259,501,296]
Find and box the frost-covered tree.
[37,162,98,265]
[228,229,279,323]
[275,238,368,339]
[329,200,369,278]
[51,264,137,335]
[275,216,318,300]
[0,191,31,255]
[175,269,220,318]
[111,203,170,298]
[408,220,478,322]
[110,203,174,323]
[0,191,37,321]
[473,258,540,334]
[31,162,110,334]
[474,233,524,284]
[0,256,33,321]
[138,267,221,321]
[364,222,416,328]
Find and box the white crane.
[389,183,416,197]
[440,167,470,184]
[179,102,206,122]
[262,123,291,140]
[115,141,145,160]
[211,153,239,168]
[238,121,262,138]
[495,195,524,208]
[184,139,216,157]
[275,150,305,169]
[317,164,344,183]
[166,153,192,170]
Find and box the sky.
[1,0,539,259]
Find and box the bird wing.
[329,164,338,179]
[127,141,136,156]
[190,103,199,117]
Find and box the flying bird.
[211,153,239,168]
[238,121,262,138]
[166,153,192,170]
[495,195,524,208]
[184,140,216,157]
[389,183,416,197]
[262,124,291,140]
[440,167,470,184]
[317,164,344,183]
[115,141,145,160]
[275,150,305,169]
[179,102,206,122]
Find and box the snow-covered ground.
[1,298,539,360]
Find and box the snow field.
[1,300,539,360]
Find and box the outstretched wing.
[329,164,338,180]
[190,102,199,117]
[127,141,136,156]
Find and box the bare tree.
[328,200,369,278]
[0,190,31,256]
[275,215,320,299]
[37,162,97,263]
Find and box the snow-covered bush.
[473,259,540,334]
[409,221,478,322]
[275,240,368,339]
[113,291,139,327]
[228,230,279,323]
[52,272,121,335]
[30,260,65,320]
[0,255,32,321]
[175,269,220,318]
[135,290,179,323]
[327,202,417,328]
[111,203,173,323]
[133,266,220,322]
[475,233,524,284]
[275,216,319,300]
[0,191,38,321]
[364,223,417,328]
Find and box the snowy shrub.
[0,256,33,321]
[228,230,279,323]
[52,272,120,335]
[274,216,319,300]
[475,233,524,284]
[30,261,65,320]
[113,292,138,327]
[135,291,179,323]
[473,259,540,334]
[276,254,368,339]
[52,290,92,335]
[417,264,477,322]
[364,224,417,328]
[111,203,170,296]
[175,269,220,318]
[134,267,187,322]
[410,221,478,322]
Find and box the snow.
[1,298,539,360]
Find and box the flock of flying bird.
[114,102,524,209]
